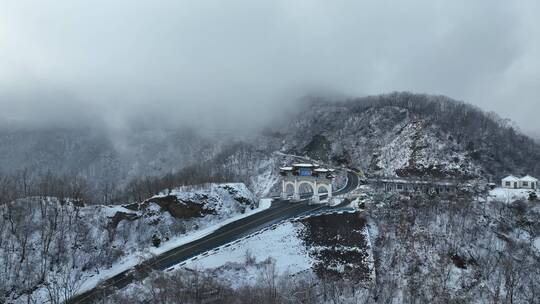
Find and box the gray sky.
[0,0,539,134]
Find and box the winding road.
[66,171,359,303]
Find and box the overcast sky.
[0,0,539,134]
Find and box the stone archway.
[317,184,331,196]
[283,182,295,199]
[279,164,335,204]
[317,183,332,201]
[297,180,317,202]
[297,181,316,195]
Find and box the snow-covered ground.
[534,237,540,253]
[489,187,538,203]
[112,220,318,299]
[183,221,312,275]
[1,183,268,304]
[139,211,375,290]
[77,198,273,295]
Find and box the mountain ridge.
[279,92,540,180]
[1,92,538,204]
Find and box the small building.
[520,175,538,190]
[502,175,520,189]
[501,175,538,189]
[372,178,457,195]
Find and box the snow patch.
[489,187,537,203]
[76,197,273,295]
[182,221,312,275]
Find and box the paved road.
[67,171,359,304]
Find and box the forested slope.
[280,92,540,180]
[1,92,539,206]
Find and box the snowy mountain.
[279,93,540,181]
[2,93,538,206]
[1,92,540,303]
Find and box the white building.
[501,175,537,189]
[520,175,538,189]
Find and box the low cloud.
[0,0,539,133]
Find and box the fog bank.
[1,1,539,134]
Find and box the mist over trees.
[0,128,264,205]
[1,92,539,206]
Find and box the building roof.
[292,163,318,168]
[313,168,329,173]
[520,175,538,182]
[279,166,293,171]
[502,175,521,181]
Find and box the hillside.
[533,132,540,144]
[0,128,283,205]
[1,92,539,205]
[279,93,540,181]
[1,93,540,303]
[105,188,540,304]
[108,211,376,303]
[0,183,260,303]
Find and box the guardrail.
[164,207,362,272]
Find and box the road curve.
[67,171,359,304]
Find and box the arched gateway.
[279,163,335,203]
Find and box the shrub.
[152,234,161,248]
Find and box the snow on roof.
[502,175,521,181]
[279,167,293,171]
[292,163,315,168]
[520,175,538,182]
[313,168,329,172]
